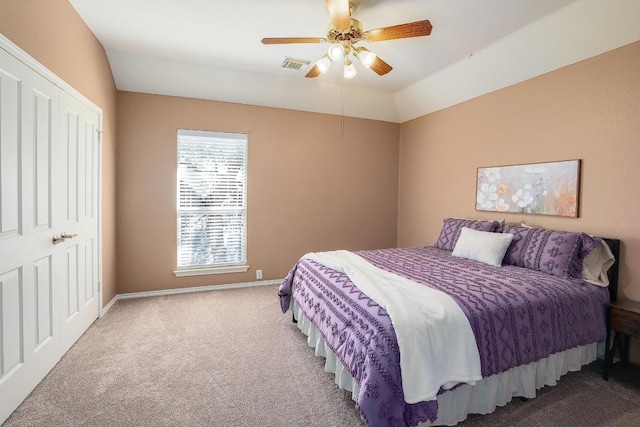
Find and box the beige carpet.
[4,284,640,426]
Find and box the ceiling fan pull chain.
[341,59,345,141]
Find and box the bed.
[278,219,620,427]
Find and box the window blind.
[176,129,247,270]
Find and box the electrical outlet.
[256,269,263,280]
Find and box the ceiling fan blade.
[363,20,433,42]
[306,55,331,78]
[370,55,393,76]
[355,47,392,75]
[325,0,351,31]
[262,37,326,44]
[305,64,322,78]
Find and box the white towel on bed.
[303,250,482,404]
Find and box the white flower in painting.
[477,196,494,210]
[524,184,533,190]
[526,166,546,174]
[495,198,510,212]
[484,168,501,183]
[477,183,499,209]
[512,189,534,208]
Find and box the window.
[174,129,248,276]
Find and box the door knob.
[52,232,79,245]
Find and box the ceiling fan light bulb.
[317,56,332,74]
[327,43,344,61]
[344,61,357,79]
[357,50,377,68]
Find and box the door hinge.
[97,129,103,142]
[97,282,102,292]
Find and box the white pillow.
[582,240,615,287]
[452,227,514,267]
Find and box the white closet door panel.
[63,109,79,222]
[33,90,53,230]
[0,268,22,379]
[0,48,62,424]
[84,121,95,219]
[65,245,79,319]
[0,68,21,237]
[33,256,53,349]
[82,239,95,303]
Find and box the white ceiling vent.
[281,57,310,71]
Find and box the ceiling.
[68,0,638,122]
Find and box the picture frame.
[476,159,581,217]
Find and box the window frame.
[173,129,249,277]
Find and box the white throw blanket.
[303,250,482,404]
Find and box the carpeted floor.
[4,284,640,426]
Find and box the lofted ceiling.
[68,0,639,122]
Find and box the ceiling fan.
[261,0,432,79]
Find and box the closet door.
[57,91,100,354]
[0,47,100,423]
[0,47,62,423]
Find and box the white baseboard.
[101,295,119,317]
[113,279,282,302]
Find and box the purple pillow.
[502,225,597,280]
[435,218,502,251]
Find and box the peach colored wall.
[0,0,118,307]
[398,42,640,299]
[116,92,400,293]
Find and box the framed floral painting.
[476,159,581,217]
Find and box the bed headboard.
[602,238,621,302]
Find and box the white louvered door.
[0,45,100,424]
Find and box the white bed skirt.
[292,301,599,426]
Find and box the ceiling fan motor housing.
[328,18,363,54]
[328,18,363,41]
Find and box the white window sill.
[173,265,250,277]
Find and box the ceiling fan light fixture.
[327,42,344,61]
[263,3,433,80]
[355,48,377,68]
[343,60,357,79]
[316,55,332,74]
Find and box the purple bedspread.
[278,247,609,427]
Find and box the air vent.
[281,57,310,71]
